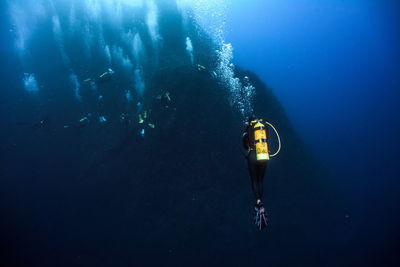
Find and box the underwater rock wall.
[0,0,342,265]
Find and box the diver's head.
[247,116,257,124]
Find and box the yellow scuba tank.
[252,120,270,161]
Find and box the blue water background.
[1,0,400,264]
[226,0,400,260]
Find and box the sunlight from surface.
[120,0,143,7]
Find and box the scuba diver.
[137,110,155,138]
[16,116,50,129]
[83,68,114,85]
[96,68,114,84]
[74,115,91,128]
[32,117,50,129]
[242,117,281,230]
[120,112,132,131]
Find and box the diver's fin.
[254,203,268,230]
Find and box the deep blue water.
[226,0,400,262]
[227,0,400,175]
[1,0,399,266]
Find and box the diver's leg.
[254,161,268,229]
[247,151,259,201]
[256,162,267,201]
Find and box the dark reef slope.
[1,66,342,266]
[0,2,342,266]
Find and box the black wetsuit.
[242,123,269,200]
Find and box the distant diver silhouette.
[96,68,114,83]
[15,116,50,129]
[242,117,281,230]
[120,112,132,131]
[83,68,114,85]
[33,118,49,128]
[74,116,90,128]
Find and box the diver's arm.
[242,131,249,150]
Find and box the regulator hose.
[264,121,281,157]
